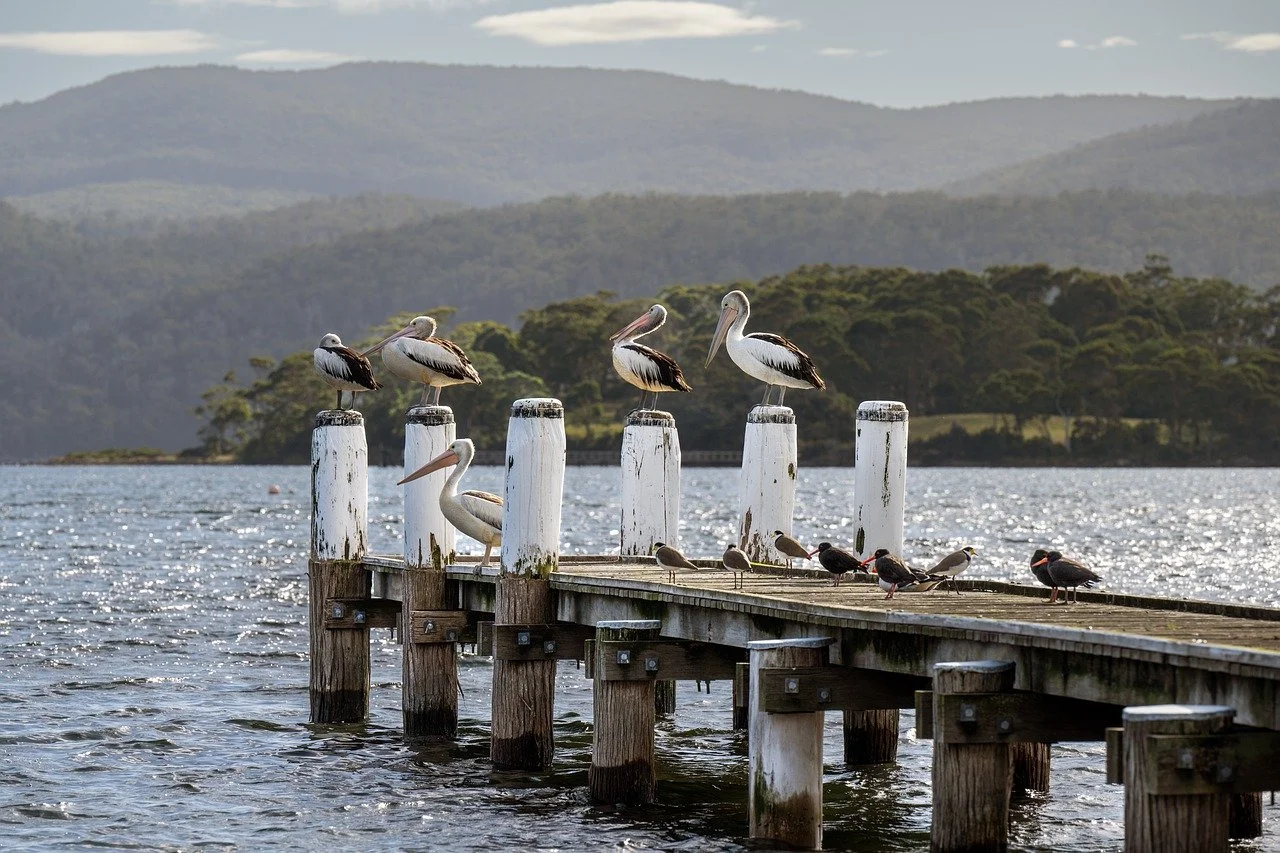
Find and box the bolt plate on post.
[758,666,927,714]
[409,610,469,644]
[1143,729,1280,795]
[935,692,1121,743]
[594,640,743,682]
[491,623,591,661]
[323,597,400,630]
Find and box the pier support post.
[590,620,661,804]
[748,637,832,850]
[619,411,680,557]
[308,409,370,724]
[1122,704,1234,853]
[843,709,899,765]
[930,660,1015,853]
[739,405,797,564]
[654,680,676,718]
[732,662,749,731]
[1229,793,1263,839]
[492,398,566,770]
[852,400,908,561]
[1012,742,1051,794]
[401,406,458,737]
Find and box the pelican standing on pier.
[609,304,692,411]
[313,333,380,410]
[363,316,481,407]
[398,438,502,567]
[705,290,825,406]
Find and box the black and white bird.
[813,542,860,586]
[313,333,381,410]
[861,548,931,599]
[1031,549,1101,604]
[705,290,825,406]
[722,545,751,589]
[398,438,503,567]
[608,304,693,411]
[773,530,811,569]
[926,546,977,595]
[655,542,698,584]
[363,315,481,407]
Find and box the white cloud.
[235,48,357,63]
[1057,38,1078,49]
[1181,30,1280,52]
[749,44,767,53]
[162,0,490,12]
[0,29,218,56]
[474,1,799,46]
[863,49,888,57]
[1099,35,1137,48]
[817,47,856,57]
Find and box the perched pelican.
[313,333,380,410]
[773,530,811,569]
[861,548,931,599]
[1029,548,1059,602]
[608,304,693,411]
[363,316,481,407]
[398,439,502,567]
[722,545,751,588]
[655,542,698,584]
[927,546,977,595]
[1032,549,1101,604]
[705,290,825,406]
[813,542,862,586]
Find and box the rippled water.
[3,465,1278,851]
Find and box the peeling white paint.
[501,398,566,577]
[403,406,457,568]
[739,405,797,564]
[310,414,368,561]
[853,401,907,560]
[619,413,681,556]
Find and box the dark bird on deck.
[773,530,811,569]
[312,332,380,410]
[1030,548,1059,601]
[1032,549,1101,604]
[927,546,977,595]
[862,548,931,599]
[722,545,752,589]
[813,542,860,586]
[655,542,698,584]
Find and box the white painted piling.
[619,411,681,556]
[739,405,798,564]
[310,409,368,562]
[852,400,908,560]
[403,406,457,568]
[748,637,832,850]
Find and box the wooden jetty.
[308,397,1280,852]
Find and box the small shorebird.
[1030,549,1059,602]
[813,542,860,586]
[655,542,698,584]
[705,290,825,406]
[722,545,751,589]
[363,315,481,407]
[313,333,380,410]
[1032,549,1101,604]
[861,548,930,599]
[773,530,811,569]
[608,304,693,411]
[398,438,502,567]
[926,546,977,595]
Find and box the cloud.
[1057,38,1078,49]
[1184,31,1280,53]
[1099,35,1137,48]
[235,48,357,63]
[0,29,218,56]
[162,0,490,11]
[817,47,856,57]
[474,1,799,46]
[749,44,767,53]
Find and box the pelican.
[705,290,825,406]
[398,438,502,567]
[608,304,692,411]
[363,316,481,407]
[655,542,698,584]
[927,546,977,595]
[313,333,380,410]
[1032,549,1101,604]
[773,530,811,569]
[722,545,751,589]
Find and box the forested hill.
[3,189,1279,461]
[0,63,1232,205]
[949,100,1280,196]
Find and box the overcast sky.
[0,0,1277,107]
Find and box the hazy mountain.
[7,181,321,220]
[0,63,1233,208]
[948,100,1280,196]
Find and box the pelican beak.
[362,324,414,357]
[1031,557,1048,568]
[397,447,460,486]
[705,305,738,367]
[609,311,651,343]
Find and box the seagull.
[861,548,930,599]
[927,546,977,595]
[608,304,693,411]
[773,530,811,569]
[812,542,860,586]
[704,290,825,406]
[722,545,752,589]
[313,333,380,410]
[398,438,502,567]
[655,542,698,584]
[1029,548,1059,603]
[363,315,481,407]
[1032,549,1101,604]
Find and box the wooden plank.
[759,666,928,714]
[595,640,744,682]
[407,610,468,644]
[492,623,591,661]
[936,692,1122,744]
[1144,730,1280,795]
[323,597,400,630]
[916,690,934,739]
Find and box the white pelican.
[398,438,502,567]
[312,333,380,410]
[363,316,481,407]
[608,304,692,410]
[705,290,825,405]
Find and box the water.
[2,465,1278,852]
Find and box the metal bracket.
[758,666,928,714]
[594,640,743,682]
[323,597,400,630]
[409,610,468,644]
[1143,728,1280,795]
[932,692,1121,743]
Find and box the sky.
[0,0,1277,107]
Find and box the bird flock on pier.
[313,292,1101,601]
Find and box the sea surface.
[2,465,1278,852]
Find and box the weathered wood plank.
[758,666,926,713]
[594,640,744,681]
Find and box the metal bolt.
[617,649,632,665]
[424,620,437,633]
[784,677,800,694]
[1177,748,1195,770]
[543,640,557,655]
[997,718,1013,734]
[445,629,460,643]
[517,630,531,646]
[960,703,977,722]
[330,603,345,619]
[644,656,660,673]
[818,687,832,703]
[1217,765,1234,783]
[353,610,366,625]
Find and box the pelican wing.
[402,337,482,384]
[316,346,380,390]
[745,333,826,389]
[616,343,692,392]
[459,490,504,532]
